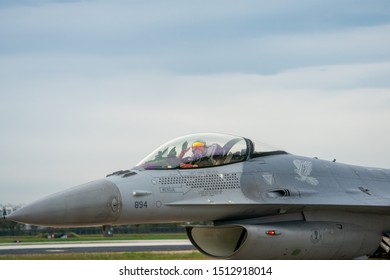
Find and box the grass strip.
[0,250,209,260]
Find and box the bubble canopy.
[135,133,285,170]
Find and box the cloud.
[1,0,390,204]
[1,1,390,74]
[1,70,390,204]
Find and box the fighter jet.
[5,133,390,259]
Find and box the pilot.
[179,141,212,168]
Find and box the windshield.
[136,133,248,170]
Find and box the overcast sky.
[1,0,390,204]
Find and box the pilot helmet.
[192,141,206,151]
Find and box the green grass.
[0,251,209,260]
[0,233,187,243]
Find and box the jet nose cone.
[7,179,122,227]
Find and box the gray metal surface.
[6,133,390,259]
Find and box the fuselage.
[108,153,390,230]
[6,133,390,259]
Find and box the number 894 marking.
[134,201,148,209]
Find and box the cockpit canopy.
[135,133,285,170]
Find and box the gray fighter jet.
[5,133,390,259]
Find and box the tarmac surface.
[0,239,194,255]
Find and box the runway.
[0,239,194,255]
